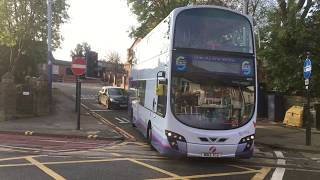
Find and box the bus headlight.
[165,130,186,150]
[238,134,255,152]
[239,134,255,144]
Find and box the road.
[0,82,319,180]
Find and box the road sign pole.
[71,56,86,130]
[75,77,79,112]
[77,78,81,130]
[303,54,312,146]
[306,83,311,146]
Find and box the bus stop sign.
[303,58,312,79]
[72,56,86,76]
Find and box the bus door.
[154,71,167,118]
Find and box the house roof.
[53,59,71,66]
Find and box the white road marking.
[72,94,98,100]
[271,168,286,180]
[271,151,286,180]
[90,109,112,112]
[254,147,261,153]
[81,95,98,100]
[274,151,284,158]
[274,151,286,165]
[115,117,130,124]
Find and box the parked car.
[97,86,128,109]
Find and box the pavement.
[0,88,122,140]
[256,120,320,153]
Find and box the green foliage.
[70,42,91,57]
[127,0,188,38]
[258,1,320,95]
[127,0,273,38]
[127,0,320,97]
[126,0,237,39]
[107,51,121,64]
[0,0,69,81]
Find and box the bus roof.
[172,5,253,24]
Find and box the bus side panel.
[135,105,148,138]
[131,15,171,140]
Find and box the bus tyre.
[147,124,155,150]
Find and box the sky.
[53,0,138,62]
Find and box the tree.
[0,0,69,80]
[106,51,122,85]
[106,51,121,64]
[70,42,91,57]
[127,0,275,39]
[258,0,319,95]
[127,0,238,39]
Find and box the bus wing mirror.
[156,84,164,96]
[158,79,167,85]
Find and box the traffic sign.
[305,79,309,86]
[72,56,86,76]
[303,58,312,79]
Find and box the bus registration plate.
[201,153,221,157]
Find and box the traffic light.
[86,51,98,78]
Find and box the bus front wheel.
[147,123,155,150]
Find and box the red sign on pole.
[71,56,86,76]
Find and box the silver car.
[97,86,128,109]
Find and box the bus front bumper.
[186,142,254,158]
[151,129,254,158]
[154,140,254,158]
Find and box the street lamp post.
[47,0,53,111]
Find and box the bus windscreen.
[174,8,253,53]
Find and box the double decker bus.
[129,5,256,158]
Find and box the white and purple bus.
[129,5,256,158]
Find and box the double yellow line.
[82,104,135,141]
[25,156,66,180]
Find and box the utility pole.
[47,0,53,111]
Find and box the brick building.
[52,59,75,82]
[125,38,141,89]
